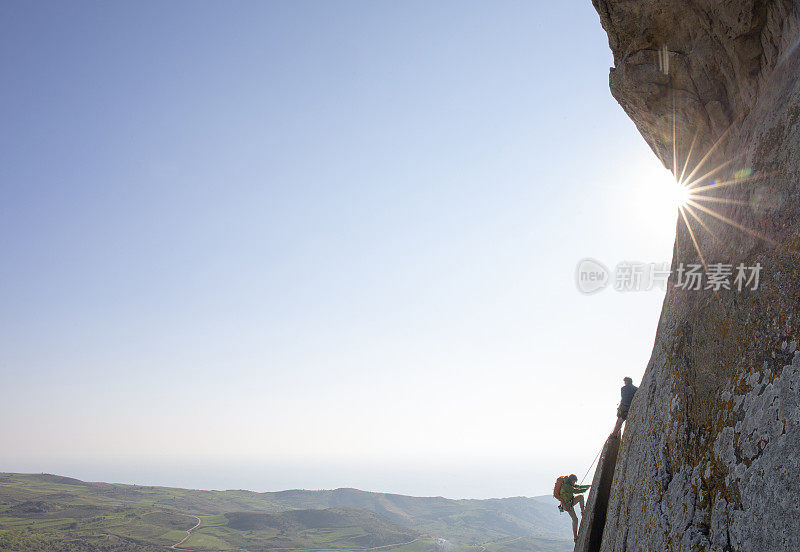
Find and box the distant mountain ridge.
[22,475,569,541]
[0,472,572,551]
[255,487,568,541]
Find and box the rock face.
[590,2,800,552]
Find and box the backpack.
[553,476,565,501]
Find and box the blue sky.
[1,1,680,498]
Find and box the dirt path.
[169,515,201,550]
[170,525,423,552]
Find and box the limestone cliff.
[590,1,800,551]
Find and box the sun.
[642,164,692,211]
[669,178,691,208]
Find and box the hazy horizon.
[2,1,678,499]
[1,458,561,500]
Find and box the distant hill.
[0,472,572,552]
[222,507,418,548]
[256,487,570,542]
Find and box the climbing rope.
[580,446,602,485]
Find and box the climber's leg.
[574,494,585,514]
[566,503,579,541]
[612,404,629,436]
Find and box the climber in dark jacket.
[612,377,638,436]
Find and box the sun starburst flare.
[658,92,790,275]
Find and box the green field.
[0,473,572,552]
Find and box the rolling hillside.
[0,473,572,552]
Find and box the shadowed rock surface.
[574,436,620,552]
[590,1,800,551]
